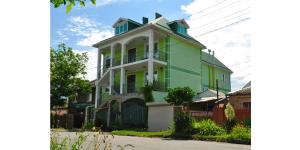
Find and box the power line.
[194,17,250,37]
[189,7,250,32]
[189,0,250,21]
[188,0,229,16]
[191,11,250,34]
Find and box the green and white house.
[92,13,232,131]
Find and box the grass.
[111,130,172,138]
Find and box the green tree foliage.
[224,102,235,120]
[50,0,97,13]
[51,43,91,108]
[164,87,195,106]
[142,83,154,103]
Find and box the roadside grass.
[111,130,172,138]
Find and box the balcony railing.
[152,81,167,92]
[123,50,167,64]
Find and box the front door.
[127,75,136,93]
[128,48,136,63]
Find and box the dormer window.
[177,24,187,35]
[115,22,128,35]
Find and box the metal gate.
[122,98,146,127]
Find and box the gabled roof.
[167,19,190,28]
[194,89,225,103]
[201,51,233,73]
[112,17,142,28]
[93,17,206,49]
[228,81,251,96]
[242,81,251,89]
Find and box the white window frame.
[144,41,159,58]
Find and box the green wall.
[201,63,231,93]
[168,36,202,93]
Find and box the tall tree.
[51,43,91,108]
[50,0,96,13]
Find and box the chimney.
[155,12,162,19]
[212,51,215,56]
[208,49,211,55]
[142,17,148,24]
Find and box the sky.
[50,0,251,91]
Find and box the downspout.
[85,105,95,125]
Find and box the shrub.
[224,102,235,120]
[82,122,94,130]
[229,124,251,141]
[193,119,225,136]
[243,118,251,128]
[174,112,194,134]
[165,87,195,106]
[224,118,238,133]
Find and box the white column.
[95,48,102,108]
[120,43,126,94]
[148,30,154,84]
[120,68,125,94]
[110,45,115,67]
[97,48,102,79]
[109,45,114,95]
[109,70,114,95]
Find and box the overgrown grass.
[111,130,172,138]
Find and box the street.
[52,132,251,150]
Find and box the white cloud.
[181,0,251,91]
[65,16,114,47]
[96,0,129,7]
[77,30,114,47]
[73,49,98,81]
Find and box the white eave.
[92,23,206,49]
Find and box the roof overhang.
[92,23,206,49]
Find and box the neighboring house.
[68,80,96,128]
[92,13,232,131]
[227,81,251,121]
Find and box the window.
[115,26,120,35]
[115,23,128,35]
[145,71,158,83]
[177,24,187,35]
[243,102,251,109]
[222,74,225,82]
[145,43,158,58]
[120,25,124,33]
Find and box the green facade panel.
[168,37,202,93]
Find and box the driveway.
[52,132,251,150]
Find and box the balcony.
[122,80,166,94]
[123,50,167,64]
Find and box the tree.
[50,0,97,13]
[164,87,195,106]
[142,83,154,103]
[51,43,91,108]
[224,102,235,120]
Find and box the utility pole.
[216,79,219,100]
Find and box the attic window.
[115,22,128,35]
[177,24,187,35]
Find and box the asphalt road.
[52,132,251,150]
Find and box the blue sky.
[51,0,251,91]
[51,0,193,50]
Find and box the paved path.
[52,132,251,150]
[112,135,251,150]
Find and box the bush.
[229,124,251,141]
[174,112,194,134]
[193,119,225,136]
[82,122,94,130]
[243,118,251,128]
[224,118,238,133]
